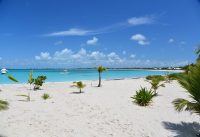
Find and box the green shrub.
[0,100,9,111]
[146,75,166,81]
[131,87,155,106]
[33,75,47,90]
[42,93,50,100]
[74,81,86,93]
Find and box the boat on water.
[1,68,7,74]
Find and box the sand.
[0,78,199,137]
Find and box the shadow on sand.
[162,121,200,137]
[70,91,85,94]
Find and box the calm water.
[0,69,176,84]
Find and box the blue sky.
[0,0,200,68]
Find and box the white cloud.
[130,54,136,58]
[86,37,98,45]
[128,16,155,26]
[35,52,51,60]
[168,38,174,43]
[54,48,73,60]
[54,40,63,45]
[122,50,126,55]
[45,28,92,36]
[131,34,149,45]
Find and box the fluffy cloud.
[44,28,92,36]
[86,37,98,45]
[168,38,174,43]
[35,52,51,60]
[34,48,189,68]
[131,34,149,45]
[128,16,155,26]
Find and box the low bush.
[0,100,9,111]
[131,87,155,106]
[42,93,50,100]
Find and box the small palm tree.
[148,79,165,95]
[28,70,34,89]
[97,66,106,87]
[172,62,200,115]
[75,81,86,93]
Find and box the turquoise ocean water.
[0,69,177,84]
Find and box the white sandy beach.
[0,78,199,137]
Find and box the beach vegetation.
[8,75,18,82]
[42,93,50,100]
[17,93,30,101]
[146,75,165,95]
[0,100,9,111]
[131,87,155,106]
[74,81,86,93]
[28,70,34,87]
[146,75,166,81]
[172,62,200,115]
[33,75,47,90]
[97,66,106,87]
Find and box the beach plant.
[74,81,86,93]
[33,75,47,90]
[172,62,200,115]
[8,75,18,82]
[42,93,50,100]
[0,100,9,111]
[146,75,165,95]
[148,79,165,95]
[131,87,155,106]
[97,66,106,87]
[146,75,166,81]
[28,70,34,88]
[17,93,30,101]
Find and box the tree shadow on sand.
[162,121,200,137]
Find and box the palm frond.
[0,100,9,111]
[7,75,18,82]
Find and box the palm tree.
[75,81,86,93]
[147,78,165,95]
[97,66,106,87]
[172,62,200,115]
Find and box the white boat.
[1,68,7,74]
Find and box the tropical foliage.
[131,87,155,106]
[8,75,18,82]
[28,70,34,86]
[146,75,165,95]
[97,66,106,87]
[74,81,86,93]
[17,94,31,101]
[146,75,166,81]
[0,75,18,111]
[42,93,50,100]
[0,100,9,111]
[33,75,47,90]
[172,62,200,115]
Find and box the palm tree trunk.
[98,72,101,87]
[80,88,81,93]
